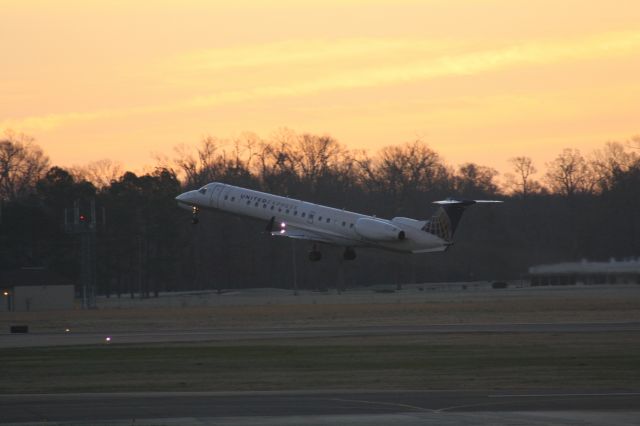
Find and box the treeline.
[1,129,639,296]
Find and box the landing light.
[2,291,8,296]
[105,336,112,343]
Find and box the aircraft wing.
[270,222,357,246]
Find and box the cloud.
[167,38,457,73]
[3,30,640,132]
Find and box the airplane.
[175,182,501,261]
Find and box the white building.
[529,259,640,286]
[1,268,75,312]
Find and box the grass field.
[2,285,640,333]
[2,332,639,393]
[2,286,639,394]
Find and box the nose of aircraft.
[175,191,196,209]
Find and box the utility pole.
[291,240,298,296]
[65,198,104,309]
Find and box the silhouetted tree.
[294,134,343,194]
[590,142,638,192]
[0,131,49,201]
[545,148,595,197]
[4,131,640,294]
[361,141,451,216]
[603,159,640,256]
[34,167,97,281]
[455,163,499,198]
[504,156,542,197]
[71,159,123,189]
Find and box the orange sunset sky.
[2,0,640,175]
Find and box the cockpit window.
[198,187,207,194]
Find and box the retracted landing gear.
[343,247,356,261]
[191,206,199,224]
[308,244,322,262]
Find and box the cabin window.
[301,212,306,218]
[308,214,314,220]
[318,216,323,221]
[294,211,298,216]
[224,195,228,200]
[350,223,354,228]
[326,218,330,223]
[342,221,346,226]
[246,200,251,205]
[286,209,290,214]
[231,197,235,202]
[278,208,282,212]
[271,205,274,210]
[254,202,259,207]
[263,204,267,208]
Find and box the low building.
[529,259,640,286]
[0,268,74,312]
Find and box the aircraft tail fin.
[422,199,502,241]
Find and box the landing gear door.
[307,210,316,225]
[219,186,231,209]
[209,184,223,208]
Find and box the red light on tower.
[79,214,86,222]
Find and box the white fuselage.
[176,182,448,254]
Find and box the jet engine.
[354,218,406,241]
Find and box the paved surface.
[2,321,639,348]
[1,390,639,425]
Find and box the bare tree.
[504,156,542,197]
[455,163,499,197]
[294,134,343,191]
[374,140,449,197]
[255,139,298,192]
[352,149,380,193]
[71,159,123,189]
[230,132,260,174]
[173,137,224,188]
[545,148,595,197]
[590,142,639,192]
[197,136,219,182]
[0,131,50,201]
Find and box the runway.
[2,390,639,425]
[2,321,639,348]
